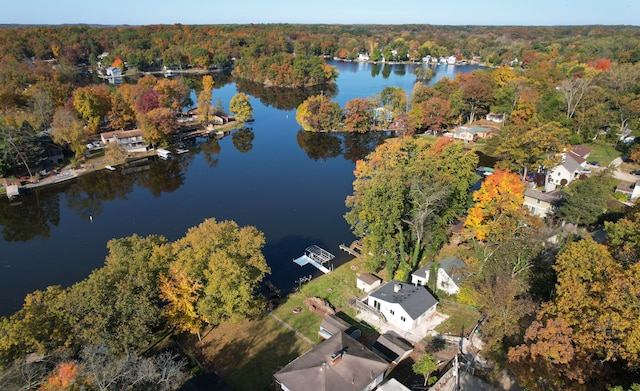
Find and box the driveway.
[598,157,638,183]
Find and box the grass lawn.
[586,140,622,166]
[194,316,312,391]
[272,255,368,342]
[434,300,481,337]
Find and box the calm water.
[0,61,482,316]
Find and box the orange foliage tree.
[465,169,527,242]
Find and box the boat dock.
[339,240,363,258]
[293,245,335,274]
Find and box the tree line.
[0,218,270,389]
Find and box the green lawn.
[586,141,622,166]
[434,300,481,337]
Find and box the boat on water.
[175,148,189,154]
[156,148,172,159]
[105,165,116,171]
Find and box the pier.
[339,240,364,258]
[293,245,335,274]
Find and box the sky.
[1,0,638,26]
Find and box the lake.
[0,61,482,316]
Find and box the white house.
[366,281,438,333]
[105,66,122,78]
[436,258,468,295]
[356,273,382,293]
[100,129,148,153]
[411,257,469,295]
[545,149,588,190]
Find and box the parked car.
[588,161,601,166]
[631,170,640,176]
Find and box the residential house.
[446,126,492,143]
[523,188,566,218]
[410,262,433,287]
[615,181,640,201]
[411,257,468,295]
[42,144,64,166]
[370,333,414,365]
[545,148,589,190]
[356,273,382,293]
[274,331,389,391]
[100,129,148,153]
[357,53,370,61]
[366,281,438,333]
[436,257,468,295]
[485,112,506,123]
[105,67,122,78]
[319,314,361,340]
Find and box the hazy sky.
[1,0,638,26]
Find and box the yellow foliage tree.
[465,169,527,242]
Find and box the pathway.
[267,313,314,345]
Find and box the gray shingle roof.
[369,281,438,320]
[274,332,389,391]
[411,262,433,279]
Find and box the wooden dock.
[339,240,363,258]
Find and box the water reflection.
[0,192,60,242]
[232,128,255,153]
[236,79,337,111]
[66,171,136,220]
[343,132,391,163]
[137,156,189,197]
[296,130,343,161]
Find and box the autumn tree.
[108,89,136,130]
[72,85,111,134]
[154,78,189,112]
[465,170,528,243]
[296,95,342,132]
[459,70,493,123]
[196,75,215,123]
[140,107,177,147]
[343,98,374,132]
[51,107,87,160]
[604,206,640,265]
[159,218,270,333]
[229,92,254,123]
[408,96,453,134]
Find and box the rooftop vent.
[394,283,402,293]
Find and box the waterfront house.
[524,188,566,218]
[43,143,64,166]
[319,314,361,340]
[100,129,148,153]
[105,66,122,78]
[365,281,438,333]
[274,331,389,391]
[485,112,506,123]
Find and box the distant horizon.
[1,0,638,26]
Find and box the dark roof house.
[274,331,389,391]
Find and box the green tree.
[296,95,342,132]
[558,171,616,226]
[63,234,168,352]
[51,107,87,160]
[229,92,254,123]
[412,353,438,386]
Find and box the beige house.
[524,188,566,218]
[356,273,382,293]
[100,129,148,153]
[446,126,493,143]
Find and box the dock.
[293,245,335,274]
[339,240,364,258]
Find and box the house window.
[536,199,540,204]
[374,300,380,311]
[401,316,406,322]
[389,310,395,315]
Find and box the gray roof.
[357,273,382,285]
[274,332,389,391]
[411,262,433,279]
[524,189,566,204]
[369,281,438,320]
[320,314,352,335]
[371,333,414,363]
[438,257,468,285]
[562,153,584,174]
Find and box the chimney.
[330,347,348,366]
[394,283,402,293]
